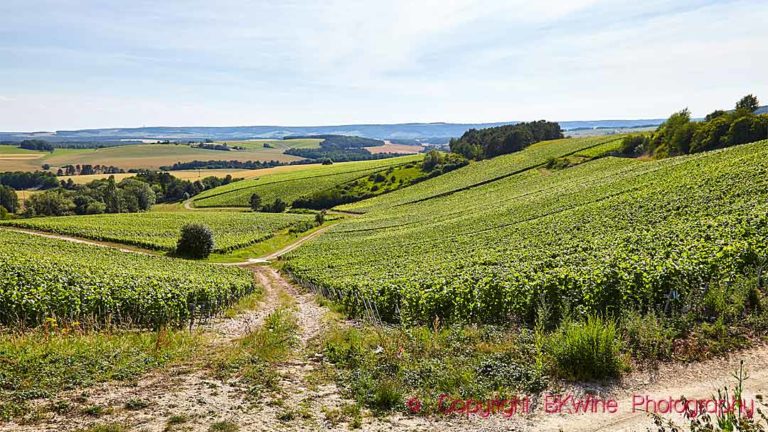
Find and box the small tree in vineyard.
[250,193,262,211]
[176,223,214,258]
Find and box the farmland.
[285,139,768,324]
[0,229,255,328]
[193,154,421,207]
[0,211,313,253]
[0,139,320,173]
[336,136,623,213]
[58,163,323,184]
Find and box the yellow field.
[0,140,320,173]
[59,163,322,184]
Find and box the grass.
[0,328,200,421]
[317,277,768,415]
[0,144,40,155]
[209,420,240,432]
[223,290,265,319]
[205,218,343,264]
[548,315,624,381]
[319,323,547,415]
[213,304,299,398]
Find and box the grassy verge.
[316,274,768,416]
[212,289,299,398]
[0,329,201,421]
[206,219,343,264]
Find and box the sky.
[1,0,767,131]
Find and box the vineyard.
[192,155,421,208]
[0,229,255,328]
[336,136,623,213]
[285,139,768,324]
[0,211,312,253]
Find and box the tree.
[176,224,215,259]
[315,209,326,225]
[736,94,760,113]
[618,135,648,156]
[725,115,768,146]
[104,176,120,213]
[249,193,262,211]
[263,198,287,213]
[25,191,75,216]
[422,150,443,171]
[0,185,19,213]
[119,178,155,211]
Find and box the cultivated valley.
[2,98,768,432]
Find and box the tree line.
[18,139,54,152]
[0,171,241,218]
[619,94,768,157]
[449,120,564,160]
[56,164,125,176]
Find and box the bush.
[549,315,623,381]
[315,210,326,225]
[249,193,261,212]
[176,224,215,258]
[621,310,674,363]
[0,185,19,213]
[262,198,287,213]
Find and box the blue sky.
[1,0,766,130]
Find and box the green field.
[0,145,39,155]
[336,136,623,213]
[193,155,422,207]
[0,211,313,253]
[285,139,768,324]
[0,229,255,328]
[219,138,322,150]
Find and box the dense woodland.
[620,94,768,157]
[0,171,59,189]
[449,120,564,159]
[18,139,54,152]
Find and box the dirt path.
[0,223,328,265]
[0,266,337,432]
[0,226,158,256]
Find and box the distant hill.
[755,105,768,114]
[0,119,666,144]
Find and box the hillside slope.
[193,155,420,207]
[285,139,768,323]
[337,136,622,213]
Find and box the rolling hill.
[192,155,421,208]
[284,139,768,324]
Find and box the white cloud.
[0,0,766,129]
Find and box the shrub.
[249,193,261,211]
[262,198,287,213]
[621,310,675,363]
[315,210,326,225]
[549,315,623,381]
[176,223,215,258]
